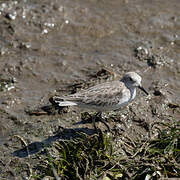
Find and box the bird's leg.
[92,112,102,131]
[92,115,97,131]
[96,112,111,132]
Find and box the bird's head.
[121,72,148,95]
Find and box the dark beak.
[138,86,149,95]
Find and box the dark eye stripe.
[129,77,133,81]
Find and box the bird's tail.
[49,96,77,106]
[57,101,77,106]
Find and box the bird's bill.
[138,86,149,95]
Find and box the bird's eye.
[129,77,133,81]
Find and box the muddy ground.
[0,0,180,179]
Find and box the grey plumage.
[50,72,148,131]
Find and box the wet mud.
[0,0,180,179]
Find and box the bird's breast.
[129,87,136,101]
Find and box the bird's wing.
[61,81,129,106]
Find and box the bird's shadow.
[13,106,103,158]
[12,126,96,158]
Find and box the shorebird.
[50,72,148,131]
